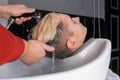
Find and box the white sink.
[0,38,111,80]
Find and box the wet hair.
[32,13,58,43]
[46,23,73,58]
[32,13,73,59]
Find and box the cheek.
[77,24,86,34]
[75,27,86,42]
[78,27,87,42]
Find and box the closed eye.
[57,23,63,31]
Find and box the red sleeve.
[0,24,25,65]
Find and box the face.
[56,13,87,52]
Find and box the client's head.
[32,13,87,59]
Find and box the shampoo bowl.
[0,38,111,80]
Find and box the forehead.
[56,13,72,27]
[57,13,71,20]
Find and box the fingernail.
[32,8,35,11]
[50,47,55,51]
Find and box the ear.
[67,37,76,51]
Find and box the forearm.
[0,4,6,18]
[0,4,14,18]
[0,24,40,66]
[0,24,25,65]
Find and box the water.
[51,51,56,71]
[19,51,56,75]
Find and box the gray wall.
[8,0,105,19]
[0,0,8,27]
[0,0,8,4]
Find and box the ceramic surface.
[0,38,111,80]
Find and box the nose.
[72,17,80,23]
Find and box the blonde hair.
[32,13,59,43]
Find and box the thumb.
[41,43,55,52]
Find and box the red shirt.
[0,24,25,65]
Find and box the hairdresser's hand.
[0,4,35,24]
[20,40,55,65]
